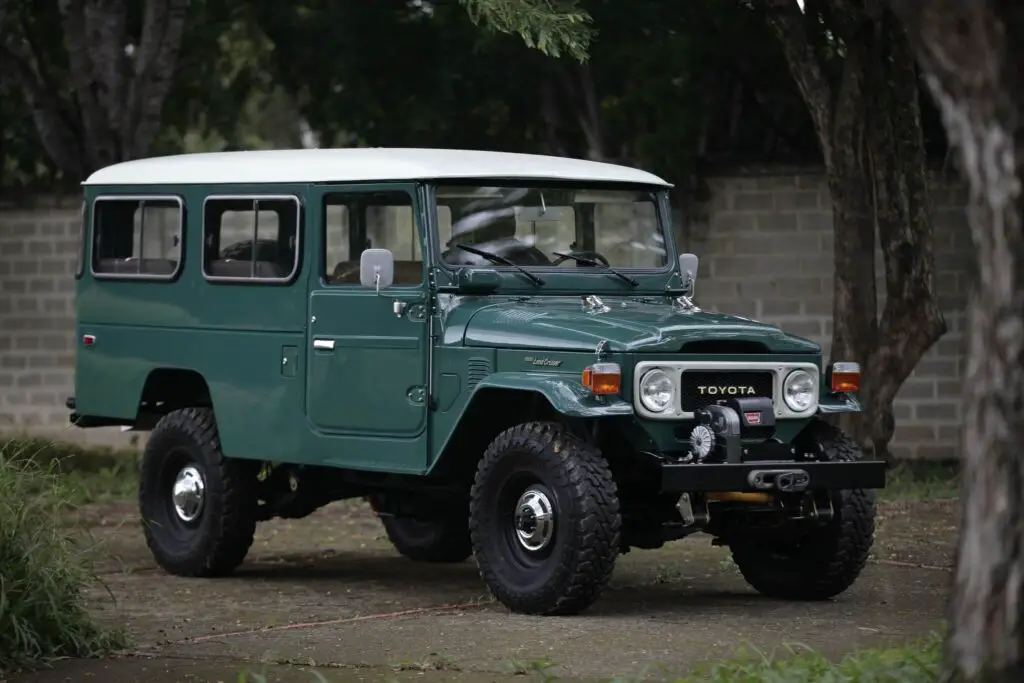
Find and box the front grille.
[679,370,774,411]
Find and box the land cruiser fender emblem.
[595,339,610,360]
[525,356,562,368]
[748,469,810,492]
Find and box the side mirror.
[360,248,394,292]
[678,253,699,295]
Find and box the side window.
[203,196,301,283]
[91,196,183,279]
[323,190,422,286]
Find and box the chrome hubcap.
[513,488,555,552]
[171,465,205,523]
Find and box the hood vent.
[679,340,770,354]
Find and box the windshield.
[434,184,668,270]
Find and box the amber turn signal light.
[582,362,622,395]
[830,361,861,393]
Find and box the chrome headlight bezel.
[782,369,817,412]
[639,368,676,413]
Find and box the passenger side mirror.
[678,253,699,295]
[360,248,394,292]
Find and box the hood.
[452,296,819,354]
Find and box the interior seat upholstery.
[97,258,178,275]
[329,259,422,285]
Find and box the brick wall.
[0,171,972,457]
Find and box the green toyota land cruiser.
[68,147,885,616]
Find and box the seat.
[329,259,423,285]
[97,257,178,275]
[206,259,284,279]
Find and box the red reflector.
[745,412,761,425]
[82,335,95,346]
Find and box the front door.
[304,183,430,474]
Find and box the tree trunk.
[888,2,1024,680]
[765,0,946,459]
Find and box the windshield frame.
[424,179,677,293]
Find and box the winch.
[687,397,775,463]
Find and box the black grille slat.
[679,370,774,411]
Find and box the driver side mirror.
[678,253,699,295]
[360,248,394,292]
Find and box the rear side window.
[203,195,301,283]
[91,196,184,279]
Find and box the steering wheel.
[552,249,611,267]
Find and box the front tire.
[139,407,259,577]
[728,419,876,600]
[469,421,621,616]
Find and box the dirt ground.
[14,497,956,683]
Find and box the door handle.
[313,339,335,350]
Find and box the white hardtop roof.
[83,147,672,187]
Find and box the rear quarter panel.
[74,183,310,462]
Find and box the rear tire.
[370,497,472,563]
[728,419,876,600]
[469,421,621,616]
[139,407,259,577]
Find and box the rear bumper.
[660,460,887,493]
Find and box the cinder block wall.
[0,171,971,457]
[687,171,969,460]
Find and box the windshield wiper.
[552,252,639,287]
[451,243,545,286]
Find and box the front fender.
[817,393,861,414]
[474,372,634,418]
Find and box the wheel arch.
[134,367,214,429]
[428,372,633,482]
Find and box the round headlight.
[783,369,816,412]
[640,369,675,413]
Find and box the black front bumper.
[660,460,887,493]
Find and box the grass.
[881,460,959,502]
[0,442,127,675]
[0,436,140,505]
[671,634,943,683]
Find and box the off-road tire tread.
[730,418,876,601]
[140,407,258,577]
[379,514,473,563]
[470,421,621,616]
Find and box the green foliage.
[0,444,126,674]
[459,0,594,60]
[675,634,943,683]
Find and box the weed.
[0,443,126,674]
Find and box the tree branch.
[763,0,834,159]
[0,46,84,176]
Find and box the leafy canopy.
[458,0,594,60]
